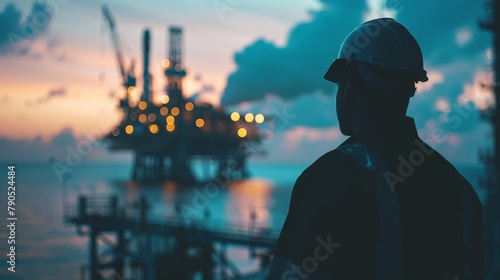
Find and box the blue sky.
[0,0,495,166]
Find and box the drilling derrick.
[162,27,194,182]
[164,27,186,107]
[103,8,266,183]
[142,30,151,103]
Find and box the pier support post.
[79,196,87,217]
[111,196,118,218]
[140,196,147,231]
[89,227,98,280]
[114,230,125,279]
[202,242,213,280]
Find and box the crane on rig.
[102,5,136,108]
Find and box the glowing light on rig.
[245,113,254,122]
[138,114,147,123]
[230,112,240,121]
[255,113,265,124]
[171,107,180,116]
[111,128,120,136]
[160,107,169,115]
[238,128,247,138]
[149,124,159,134]
[185,102,194,111]
[161,59,171,68]
[160,95,170,104]
[166,116,175,124]
[195,118,205,128]
[148,113,156,122]
[138,101,148,110]
[127,86,136,95]
[166,124,175,132]
[125,125,134,134]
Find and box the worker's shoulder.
[299,147,367,183]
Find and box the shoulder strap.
[337,142,403,280]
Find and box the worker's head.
[324,18,427,136]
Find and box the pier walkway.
[65,195,278,280]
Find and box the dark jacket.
[268,117,484,280]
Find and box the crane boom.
[102,5,126,82]
[101,5,136,108]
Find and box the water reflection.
[0,163,296,279]
[227,179,273,229]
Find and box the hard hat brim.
[323,59,349,83]
[324,58,429,83]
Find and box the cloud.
[0,128,76,163]
[395,0,489,67]
[0,1,54,55]
[458,70,494,111]
[27,86,67,105]
[434,98,451,113]
[221,0,367,105]
[47,87,65,98]
[282,126,341,150]
[456,27,473,47]
[0,128,129,164]
[0,3,22,54]
[415,70,444,94]
[363,0,398,21]
[50,127,76,147]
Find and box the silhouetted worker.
[268,18,484,280]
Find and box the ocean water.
[0,162,486,280]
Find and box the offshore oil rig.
[101,6,266,183]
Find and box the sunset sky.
[0,0,495,166]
